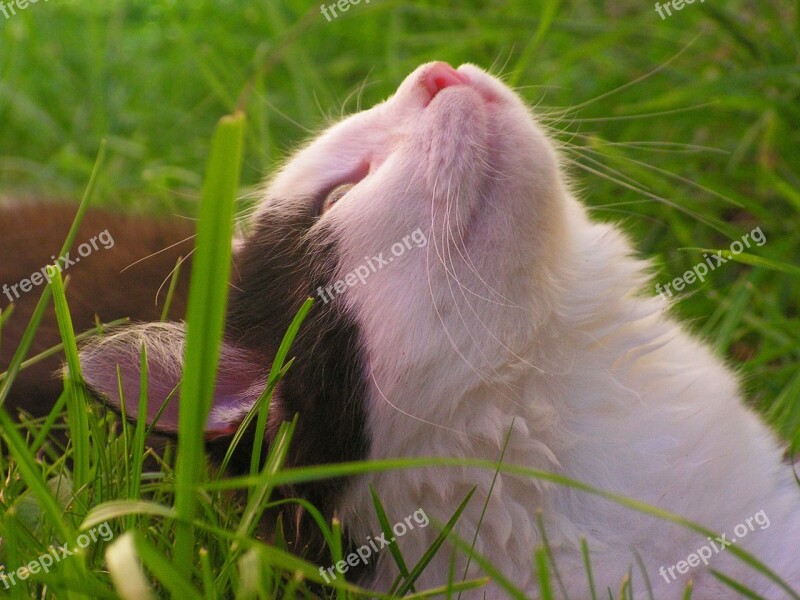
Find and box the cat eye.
[321,183,355,214]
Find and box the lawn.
[0,0,798,598]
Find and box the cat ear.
[78,322,271,439]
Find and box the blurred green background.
[1,0,798,437]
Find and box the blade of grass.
[580,537,599,600]
[216,359,292,477]
[199,548,215,600]
[446,528,527,600]
[132,531,203,599]
[121,346,150,530]
[394,487,476,596]
[160,256,184,322]
[458,420,514,599]
[173,111,245,577]
[189,514,487,599]
[82,500,178,528]
[371,486,414,591]
[0,303,14,357]
[249,296,313,482]
[0,407,73,543]
[204,456,800,599]
[508,0,562,87]
[214,417,300,585]
[0,140,105,409]
[29,388,70,453]
[0,318,130,385]
[237,416,297,539]
[330,516,346,600]
[684,247,800,276]
[710,570,766,599]
[535,510,568,599]
[633,549,654,600]
[534,546,555,600]
[264,497,336,556]
[49,265,92,515]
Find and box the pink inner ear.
[203,421,242,440]
[80,323,271,438]
[82,348,185,432]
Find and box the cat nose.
[424,62,470,99]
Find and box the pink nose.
[424,62,470,99]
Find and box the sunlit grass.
[0,0,798,598]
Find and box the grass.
[0,0,798,597]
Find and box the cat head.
[79,62,571,468]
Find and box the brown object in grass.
[0,203,194,417]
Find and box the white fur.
[260,63,800,598]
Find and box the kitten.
[76,63,800,598]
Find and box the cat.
[72,62,800,598]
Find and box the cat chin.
[260,62,565,278]
[316,63,568,330]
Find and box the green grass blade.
[216,358,292,476]
[160,255,185,322]
[0,318,130,386]
[370,486,414,592]
[535,510,568,600]
[330,516,346,600]
[204,455,800,599]
[633,549,654,600]
[124,345,150,530]
[683,247,800,276]
[710,570,766,600]
[249,296,313,481]
[83,500,178,528]
[0,407,73,541]
[237,416,297,540]
[133,532,203,599]
[199,548,215,600]
[458,420,514,599]
[0,303,13,357]
[0,141,105,409]
[446,528,527,600]
[534,546,555,600]
[173,111,245,577]
[395,487,476,596]
[48,265,92,514]
[580,537,599,600]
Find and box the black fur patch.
[224,200,371,568]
